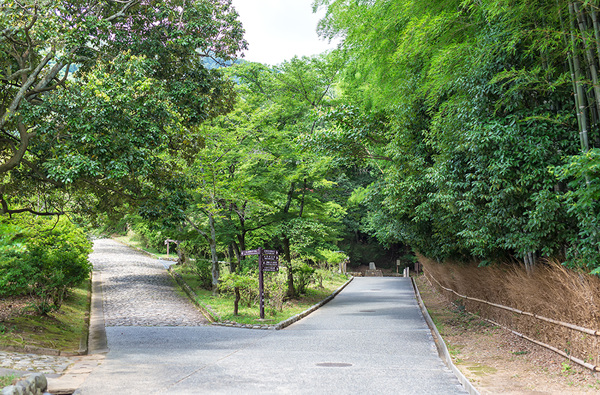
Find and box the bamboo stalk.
[590,7,600,70]
[560,0,585,134]
[569,1,591,153]
[574,2,600,126]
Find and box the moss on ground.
[0,280,90,353]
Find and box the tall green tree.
[1,0,246,218]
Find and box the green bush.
[218,272,259,307]
[264,271,287,313]
[192,258,213,290]
[0,222,30,296]
[0,215,92,314]
[130,220,165,252]
[291,260,316,295]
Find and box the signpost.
[241,247,279,319]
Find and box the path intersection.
[3,239,468,394]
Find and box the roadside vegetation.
[171,262,348,325]
[415,274,600,393]
[0,375,17,388]
[0,281,90,353]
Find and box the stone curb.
[166,268,221,323]
[169,268,354,331]
[87,270,108,355]
[116,237,355,331]
[273,277,354,330]
[411,277,480,395]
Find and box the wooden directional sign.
[241,249,260,256]
[262,263,279,272]
[241,247,280,319]
[262,250,279,272]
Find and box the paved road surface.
[77,240,467,394]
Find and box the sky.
[230,0,337,65]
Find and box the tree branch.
[0,119,35,174]
[0,192,64,217]
[0,50,54,131]
[104,0,141,22]
[184,215,209,239]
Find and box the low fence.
[422,263,600,372]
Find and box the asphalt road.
[77,275,467,394]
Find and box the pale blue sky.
[230,0,337,65]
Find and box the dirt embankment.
[415,258,600,394]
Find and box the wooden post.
[258,247,265,319]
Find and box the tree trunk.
[574,3,600,122]
[284,237,294,298]
[209,213,219,294]
[229,242,241,315]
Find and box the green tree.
[1,0,246,217]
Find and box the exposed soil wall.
[419,255,600,367]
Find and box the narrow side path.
[89,239,208,327]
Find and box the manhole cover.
[316,362,353,368]
[359,310,376,313]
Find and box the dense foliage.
[8,0,600,317]
[311,0,600,272]
[0,215,92,314]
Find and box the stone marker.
[369,262,376,270]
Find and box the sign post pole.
[258,247,265,319]
[241,247,278,321]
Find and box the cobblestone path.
[90,239,208,327]
[0,351,73,376]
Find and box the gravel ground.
[90,239,209,327]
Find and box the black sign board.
[262,264,279,272]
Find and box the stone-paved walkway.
[0,351,73,376]
[1,239,207,379]
[91,239,208,327]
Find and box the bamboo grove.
[310,0,600,272]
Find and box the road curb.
[274,276,353,330]
[411,277,480,395]
[167,268,220,323]
[88,270,108,354]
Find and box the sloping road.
[90,239,209,327]
[77,240,467,394]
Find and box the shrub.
[0,215,92,314]
[0,222,30,296]
[264,271,287,313]
[192,258,213,290]
[218,272,258,307]
[291,260,316,295]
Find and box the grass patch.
[0,374,17,387]
[172,266,348,326]
[0,280,90,353]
